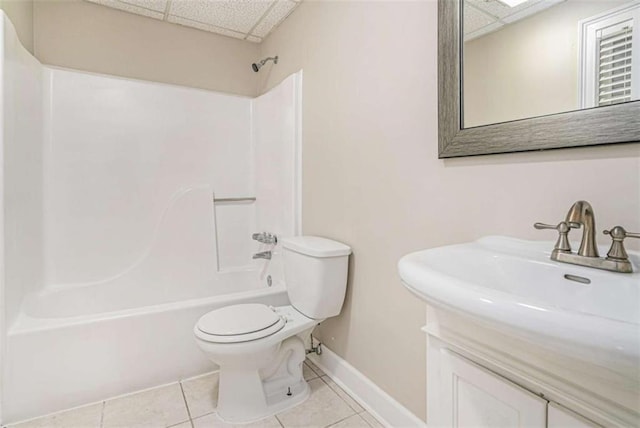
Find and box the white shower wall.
[251,72,303,280]
[0,12,44,423]
[1,14,303,422]
[1,13,43,330]
[43,68,253,286]
[253,72,302,238]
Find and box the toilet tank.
[280,236,351,320]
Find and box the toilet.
[194,236,351,423]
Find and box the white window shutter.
[579,3,640,109]
[597,23,633,106]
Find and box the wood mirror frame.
[438,0,640,158]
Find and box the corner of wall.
[0,0,34,54]
[31,0,259,97]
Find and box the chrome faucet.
[565,200,598,257]
[253,251,272,260]
[534,200,639,273]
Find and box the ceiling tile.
[466,0,539,19]
[251,0,296,37]
[167,15,246,39]
[82,0,305,42]
[168,0,274,33]
[464,0,566,40]
[86,0,165,19]
[501,0,564,23]
[118,0,167,13]
[465,21,504,41]
[463,3,496,35]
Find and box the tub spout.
[253,251,272,260]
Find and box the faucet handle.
[603,226,640,261]
[534,221,579,252]
[252,232,278,245]
[534,222,580,231]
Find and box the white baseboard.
[308,346,426,428]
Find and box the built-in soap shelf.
[213,194,257,272]
[213,196,256,203]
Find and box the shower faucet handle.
[252,232,278,245]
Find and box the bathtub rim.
[9,284,287,335]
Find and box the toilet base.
[216,336,311,424]
[221,378,309,424]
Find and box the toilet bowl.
[194,304,317,422]
[194,236,351,423]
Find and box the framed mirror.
[438,0,640,158]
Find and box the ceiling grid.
[464,0,566,41]
[85,0,301,43]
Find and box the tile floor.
[7,360,384,428]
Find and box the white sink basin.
[399,236,640,371]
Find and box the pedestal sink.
[399,236,640,426]
[399,236,640,371]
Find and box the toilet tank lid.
[281,236,351,258]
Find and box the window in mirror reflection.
[462,0,639,129]
[580,5,638,108]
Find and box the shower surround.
[0,13,302,424]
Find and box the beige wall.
[463,0,626,128]
[259,0,640,420]
[33,0,258,96]
[19,0,640,421]
[1,0,33,53]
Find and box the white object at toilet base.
[216,335,310,423]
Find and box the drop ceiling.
[464,0,565,41]
[85,0,301,43]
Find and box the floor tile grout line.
[189,410,224,426]
[360,413,384,428]
[358,413,376,428]
[322,410,363,428]
[181,370,219,384]
[304,361,321,381]
[178,381,194,428]
[192,410,215,421]
[309,360,383,427]
[305,359,325,378]
[12,360,368,428]
[304,376,358,428]
[7,401,106,428]
[318,374,364,415]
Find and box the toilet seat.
[196,303,286,343]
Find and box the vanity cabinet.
[424,306,634,427]
[436,349,547,427]
[432,348,601,428]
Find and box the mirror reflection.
[462,0,639,128]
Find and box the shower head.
[251,56,278,72]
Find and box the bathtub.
[3,272,290,424]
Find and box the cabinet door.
[436,349,547,428]
[548,403,601,427]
